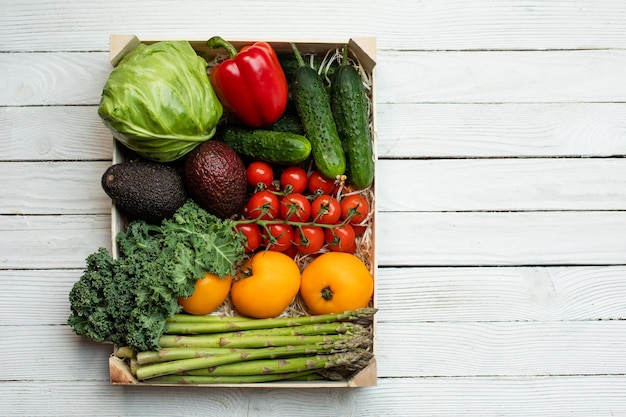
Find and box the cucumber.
[222,126,311,165]
[290,43,346,180]
[330,45,375,189]
[271,114,304,135]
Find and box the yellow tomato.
[300,252,373,315]
[230,251,301,318]
[178,272,232,315]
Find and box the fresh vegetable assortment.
[69,38,376,385]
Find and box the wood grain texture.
[1,161,111,214]
[376,158,626,211]
[0,270,82,325]
[376,266,626,322]
[1,377,625,417]
[376,211,626,266]
[4,50,626,106]
[0,52,110,106]
[4,265,623,328]
[377,103,626,158]
[0,106,112,161]
[5,103,626,161]
[376,50,626,104]
[3,1,626,52]
[0,215,111,269]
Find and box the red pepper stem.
[290,43,306,68]
[207,36,238,59]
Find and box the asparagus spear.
[164,321,368,337]
[137,332,371,366]
[158,332,366,349]
[145,370,319,384]
[135,336,371,380]
[163,308,377,334]
[183,349,373,377]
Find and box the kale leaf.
[67,200,245,352]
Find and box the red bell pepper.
[207,36,289,128]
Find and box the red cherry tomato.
[340,194,370,224]
[283,243,299,259]
[246,161,274,189]
[235,223,262,253]
[325,224,356,252]
[280,193,312,222]
[280,166,308,194]
[263,223,294,252]
[294,226,325,255]
[246,190,280,220]
[307,170,335,195]
[311,194,341,224]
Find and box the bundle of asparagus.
[115,308,377,384]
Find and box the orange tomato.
[300,252,373,315]
[177,272,232,315]
[230,251,301,318]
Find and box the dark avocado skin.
[101,160,188,224]
[183,141,247,219]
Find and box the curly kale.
[67,200,245,352]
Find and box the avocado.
[101,160,188,224]
[183,141,247,219]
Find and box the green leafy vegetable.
[67,200,245,352]
[98,41,223,162]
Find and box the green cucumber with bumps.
[331,44,375,189]
[222,126,311,165]
[290,43,346,180]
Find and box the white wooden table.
[3,1,626,416]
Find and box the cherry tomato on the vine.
[340,194,370,225]
[325,224,356,253]
[283,243,299,258]
[263,223,294,252]
[235,223,262,253]
[246,161,274,189]
[280,166,308,194]
[246,190,280,220]
[311,194,341,224]
[294,226,325,255]
[280,193,311,222]
[307,170,335,195]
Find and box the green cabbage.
[98,41,223,162]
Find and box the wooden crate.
[105,34,378,387]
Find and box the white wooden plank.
[0,270,81,326]
[377,211,626,266]
[4,50,626,106]
[1,377,626,417]
[0,106,112,161]
[5,103,626,161]
[0,0,374,53]
[3,1,626,52]
[0,215,111,269]
[3,266,624,327]
[1,161,111,215]
[7,158,626,216]
[375,321,626,377]
[3,321,624,380]
[376,158,626,211]
[376,266,626,322]
[377,103,626,158]
[9,212,626,269]
[0,325,112,381]
[0,52,111,106]
[377,50,626,103]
